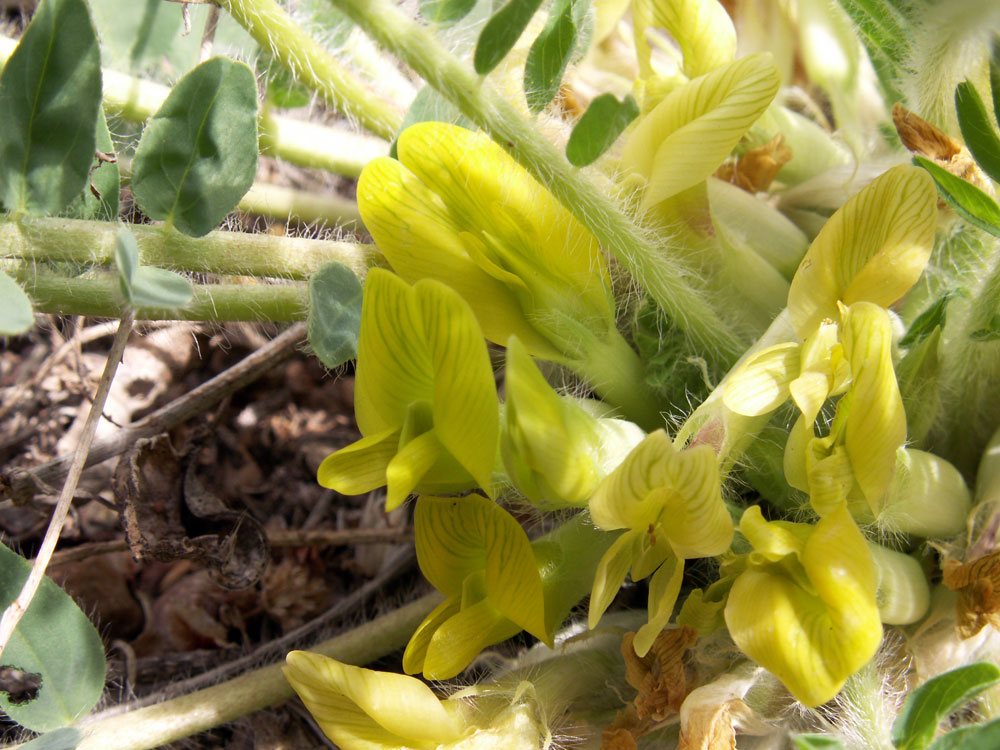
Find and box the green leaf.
[388,86,474,159]
[421,0,477,24]
[524,0,578,112]
[901,293,955,347]
[0,271,35,336]
[990,37,1000,128]
[794,735,847,750]
[913,156,1000,238]
[115,227,193,308]
[891,662,1000,750]
[928,718,1000,750]
[130,267,194,308]
[474,0,544,75]
[114,226,140,302]
[955,81,1000,185]
[19,728,81,750]
[834,0,910,102]
[565,93,639,167]
[131,56,259,237]
[307,262,363,369]
[970,309,1000,341]
[0,544,106,731]
[65,110,120,222]
[0,0,102,215]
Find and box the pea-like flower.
[284,651,544,750]
[317,269,499,510]
[588,429,734,656]
[723,504,882,707]
[357,121,659,427]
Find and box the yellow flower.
[723,504,882,707]
[588,430,733,656]
[317,269,498,510]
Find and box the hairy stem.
[0,216,381,280]
[216,0,403,140]
[6,266,308,322]
[573,329,664,430]
[62,593,440,750]
[329,0,745,368]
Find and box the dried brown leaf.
[891,103,994,195]
[943,552,1000,638]
[623,626,699,720]
[715,134,793,193]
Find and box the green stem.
[0,36,389,179]
[7,266,308,322]
[64,594,439,750]
[328,0,746,368]
[238,181,362,226]
[0,216,381,280]
[573,329,663,430]
[216,0,403,141]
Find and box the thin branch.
[46,526,414,566]
[2,322,308,504]
[0,310,135,660]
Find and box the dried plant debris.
[115,434,269,589]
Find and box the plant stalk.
[7,267,308,322]
[328,0,745,368]
[0,216,381,280]
[60,593,441,750]
[215,0,403,141]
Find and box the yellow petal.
[635,0,736,78]
[403,596,461,675]
[422,598,522,680]
[841,302,906,513]
[589,529,641,628]
[621,53,781,209]
[357,156,562,361]
[723,342,801,417]
[284,651,465,747]
[317,427,399,495]
[634,552,686,657]
[590,430,679,531]
[787,165,937,338]
[725,505,881,706]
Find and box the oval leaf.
[0,0,102,215]
[421,0,477,24]
[892,662,1000,750]
[131,56,259,237]
[913,155,1000,239]
[307,261,363,369]
[0,544,106,732]
[0,271,35,335]
[928,718,1000,750]
[129,266,194,309]
[474,0,544,75]
[955,81,1000,185]
[565,93,639,167]
[793,735,847,750]
[19,727,81,750]
[524,0,578,113]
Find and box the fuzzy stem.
[62,593,440,750]
[0,36,389,179]
[238,180,363,226]
[7,266,308,322]
[328,0,746,368]
[216,0,403,141]
[0,216,381,280]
